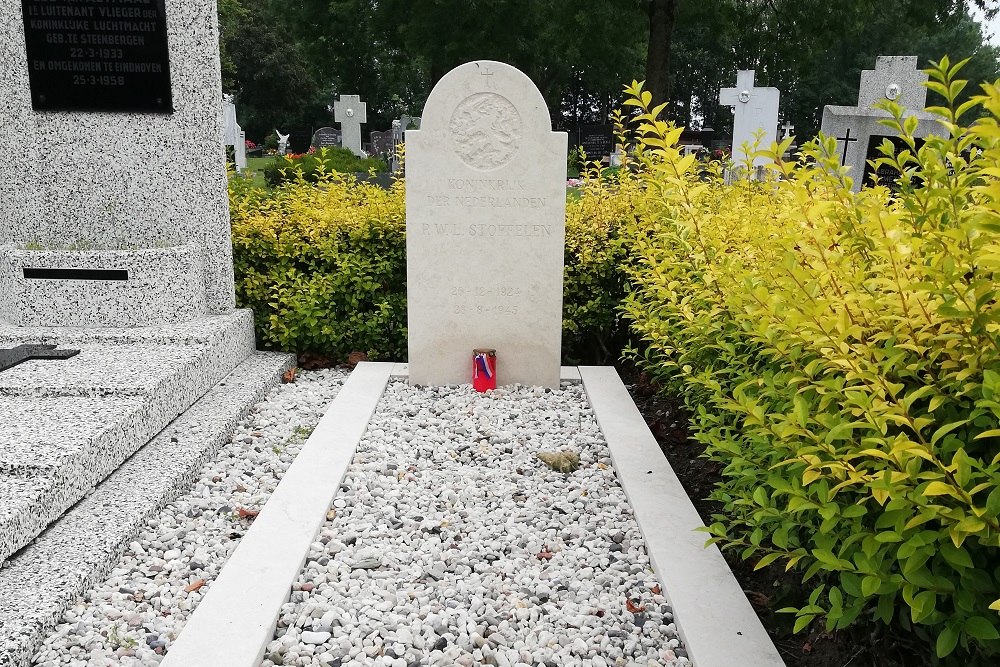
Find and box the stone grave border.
[162,363,784,667]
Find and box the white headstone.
[334,94,368,156]
[222,96,246,171]
[235,130,247,171]
[820,56,943,191]
[719,70,780,168]
[406,61,567,388]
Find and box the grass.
[237,156,274,189]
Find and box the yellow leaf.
[924,481,956,497]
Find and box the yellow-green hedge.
[621,59,1000,663]
[229,167,636,363]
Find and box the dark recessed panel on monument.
[861,135,927,191]
[21,0,173,113]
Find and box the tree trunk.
[645,0,680,108]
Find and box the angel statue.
[275,129,290,154]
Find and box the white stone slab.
[719,70,780,168]
[160,362,394,667]
[579,366,785,667]
[406,60,567,388]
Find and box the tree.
[664,0,1000,140]
[644,0,681,107]
[283,0,646,131]
[218,0,329,143]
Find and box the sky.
[973,6,1000,45]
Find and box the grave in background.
[406,61,566,388]
[821,56,943,192]
[223,94,247,172]
[575,124,615,163]
[311,126,342,150]
[370,129,395,160]
[0,0,288,613]
[719,70,780,171]
[334,94,367,156]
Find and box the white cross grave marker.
[719,70,780,169]
[781,121,794,140]
[334,94,368,157]
[222,95,246,171]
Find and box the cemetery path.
[28,369,348,667]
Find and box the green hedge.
[230,170,635,364]
[262,146,387,187]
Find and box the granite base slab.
[0,351,293,667]
[0,311,256,564]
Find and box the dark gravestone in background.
[311,126,342,150]
[370,129,394,158]
[680,127,715,148]
[578,124,615,160]
[21,0,173,113]
[862,135,927,191]
[286,128,312,154]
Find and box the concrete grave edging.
[163,364,784,667]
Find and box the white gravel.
[29,372,689,667]
[263,380,689,667]
[30,368,350,667]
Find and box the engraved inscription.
[424,177,547,210]
[21,0,174,112]
[421,223,552,237]
[450,284,522,316]
[449,93,522,170]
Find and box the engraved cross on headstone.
[0,344,80,372]
[836,128,858,165]
[480,65,495,89]
[333,94,368,157]
[719,70,781,169]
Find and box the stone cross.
[857,56,928,111]
[781,121,794,140]
[719,70,780,169]
[334,94,368,156]
[0,344,79,372]
[819,56,941,192]
[222,96,246,171]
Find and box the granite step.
[0,311,255,565]
[0,350,293,667]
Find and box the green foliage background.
[619,60,1000,664]
[229,170,635,364]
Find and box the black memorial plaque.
[311,127,342,150]
[21,0,173,113]
[861,135,926,191]
[578,124,615,160]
